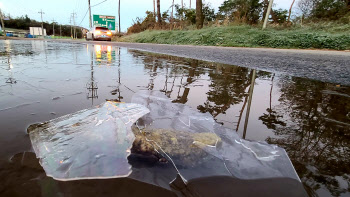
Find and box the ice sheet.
[28,102,150,181]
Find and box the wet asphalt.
[52,39,350,86]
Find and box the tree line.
[2,14,83,38]
[128,0,350,34]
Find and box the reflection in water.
[130,51,350,197]
[110,48,123,102]
[94,45,115,66]
[243,69,256,139]
[4,41,16,84]
[0,40,349,197]
[86,49,98,105]
[263,79,350,197]
[259,74,286,130]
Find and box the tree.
[157,0,161,26]
[175,5,196,24]
[219,0,263,24]
[203,3,216,22]
[298,0,349,20]
[312,0,348,20]
[196,0,203,29]
[274,9,288,24]
[288,0,296,22]
[297,0,314,17]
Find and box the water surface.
[0,40,349,197]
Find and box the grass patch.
[118,24,350,50]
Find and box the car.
[86,27,112,41]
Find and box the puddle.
[0,40,349,197]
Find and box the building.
[29,27,46,36]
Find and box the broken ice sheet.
[131,90,301,182]
[28,102,150,181]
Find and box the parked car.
[86,27,112,41]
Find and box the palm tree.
[196,0,203,29]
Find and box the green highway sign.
[93,15,116,31]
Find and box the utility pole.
[262,0,273,29]
[118,0,121,33]
[88,0,92,29]
[153,0,156,18]
[51,19,56,36]
[38,9,45,37]
[0,9,6,38]
[69,15,73,38]
[60,24,62,38]
[190,0,191,9]
[71,12,77,39]
[74,13,76,39]
[171,0,174,22]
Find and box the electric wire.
[78,0,108,26]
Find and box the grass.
[118,23,350,50]
[50,36,76,39]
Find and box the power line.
[92,0,108,8]
[78,0,108,26]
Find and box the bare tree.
[298,0,314,17]
[288,0,296,22]
[157,0,161,26]
[196,0,203,29]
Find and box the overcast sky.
[0,0,299,32]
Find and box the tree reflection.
[261,77,350,196]
[197,66,251,118]
[259,74,286,130]
[128,50,350,196]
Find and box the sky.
[0,0,299,32]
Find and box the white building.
[29,27,47,36]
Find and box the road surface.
[6,38,350,85]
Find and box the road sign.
[93,15,116,31]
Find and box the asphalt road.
[49,39,350,86]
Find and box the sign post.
[93,15,116,31]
